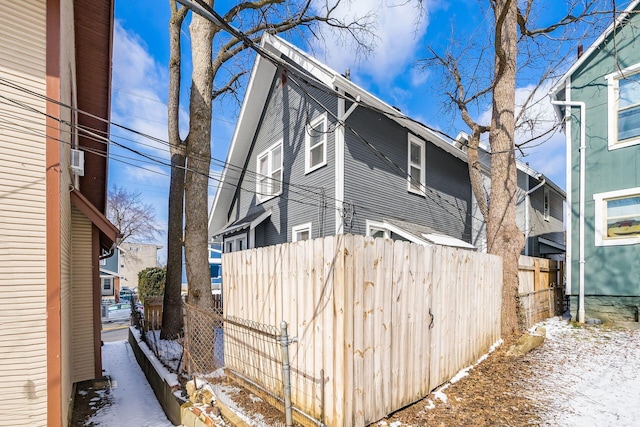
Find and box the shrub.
[137,266,166,303]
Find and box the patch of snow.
[87,341,173,426]
[423,400,435,410]
[524,318,640,426]
[134,328,179,387]
[390,421,403,427]
[433,388,448,403]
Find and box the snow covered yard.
[523,318,640,426]
[381,318,640,426]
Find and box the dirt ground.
[218,335,540,427]
[378,337,542,427]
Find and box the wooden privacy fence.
[223,234,503,427]
[517,255,564,329]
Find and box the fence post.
[280,321,294,427]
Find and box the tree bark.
[161,2,188,339]
[489,0,525,337]
[185,3,214,312]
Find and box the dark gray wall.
[342,106,473,242]
[229,67,337,246]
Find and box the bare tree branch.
[212,70,248,99]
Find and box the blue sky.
[108,0,608,260]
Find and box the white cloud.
[111,20,173,158]
[312,0,437,84]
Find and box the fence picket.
[219,235,543,427]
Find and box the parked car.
[119,288,138,303]
[104,302,132,322]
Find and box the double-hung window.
[407,135,426,195]
[594,187,640,246]
[606,64,640,149]
[305,114,327,173]
[257,141,283,202]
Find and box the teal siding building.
[551,0,640,323]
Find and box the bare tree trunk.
[489,0,525,337]
[185,3,214,311]
[161,2,188,340]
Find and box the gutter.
[550,99,586,323]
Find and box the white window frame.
[305,114,328,174]
[224,234,248,253]
[256,140,283,203]
[407,135,426,195]
[594,187,640,246]
[292,222,312,242]
[606,63,640,150]
[543,188,550,221]
[102,278,112,291]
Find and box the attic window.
[606,64,640,149]
[305,114,327,174]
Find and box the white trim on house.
[407,135,426,196]
[549,0,640,97]
[366,220,426,245]
[305,113,328,174]
[335,90,347,235]
[606,62,640,150]
[256,140,283,203]
[224,233,248,253]
[292,222,312,242]
[593,186,640,247]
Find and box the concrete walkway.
[70,341,173,426]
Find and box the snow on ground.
[524,318,640,427]
[88,341,174,427]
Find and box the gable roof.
[209,34,472,236]
[209,34,566,237]
[549,0,640,98]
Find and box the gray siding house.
[209,34,564,258]
[550,0,640,323]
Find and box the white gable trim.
[549,0,640,98]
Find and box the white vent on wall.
[70,149,85,176]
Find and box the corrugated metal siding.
[70,208,96,382]
[233,69,337,247]
[344,106,473,242]
[0,1,48,425]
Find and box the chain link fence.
[183,303,225,375]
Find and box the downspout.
[524,176,546,256]
[550,99,586,323]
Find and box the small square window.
[305,115,328,174]
[292,223,312,242]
